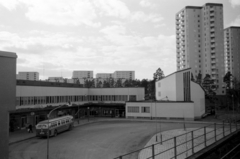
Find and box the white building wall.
[156,74,177,101]
[126,102,195,120]
[16,86,89,97]
[16,86,144,108]
[88,88,144,101]
[191,82,205,118]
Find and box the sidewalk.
[9,116,226,145]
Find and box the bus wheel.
[54,130,58,137]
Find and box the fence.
[114,121,240,159]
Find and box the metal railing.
[114,121,240,159]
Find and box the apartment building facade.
[176,3,225,94]
[72,71,93,79]
[96,73,113,79]
[224,27,240,82]
[17,72,39,81]
[112,71,135,80]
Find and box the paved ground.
[9,118,212,159]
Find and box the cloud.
[0,31,83,52]
[0,0,19,10]
[229,15,240,26]
[93,0,130,18]
[139,0,155,8]
[229,0,240,7]
[0,0,101,27]
[131,11,164,23]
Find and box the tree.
[191,73,195,81]
[103,80,110,88]
[96,78,102,88]
[195,72,202,85]
[153,68,165,81]
[115,78,123,87]
[223,71,232,89]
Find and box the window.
[128,106,139,113]
[158,82,161,87]
[158,91,161,97]
[141,107,150,113]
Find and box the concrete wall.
[126,102,195,120]
[0,51,17,159]
[191,82,205,118]
[156,74,177,101]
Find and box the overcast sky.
[0,0,240,80]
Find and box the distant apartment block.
[48,77,64,83]
[112,71,135,80]
[176,3,225,94]
[72,71,93,79]
[224,26,240,81]
[17,72,39,81]
[96,73,113,79]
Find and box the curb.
[9,136,36,145]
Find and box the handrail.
[220,143,240,159]
[113,122,240,159]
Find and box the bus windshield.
[36,123,50,129]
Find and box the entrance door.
[21,117,27,128]
[115,109,119,117]
[35,115,39,125]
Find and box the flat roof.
[205,3,223,6]
[185,6,202,9]
[127,100,194,103]
[0,50,17,58]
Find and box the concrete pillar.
[0,51,17,159]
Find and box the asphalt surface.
[9,120,209,159]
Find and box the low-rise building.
[126,68,205,120]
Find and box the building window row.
[16,95,130,106]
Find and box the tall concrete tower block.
[0,51,17,159]
[176,3,225,95]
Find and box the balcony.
[210,13,214,17]
[212,76,217,80]
[211,65,216,69]
[210,18,215,22]
[211,44,215,48]
[210,28,215,32]
[211,55,216,58]
[210,23,214,27]
[211,39,215,43]
[211,60,216,64]
[210,34,215,37]
[210,7,214,11]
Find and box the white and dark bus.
[35,115,74,137]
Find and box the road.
[9,120,208,159]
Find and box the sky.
[0,0,240,80]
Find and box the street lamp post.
[74,105,80,124]
[232,95,234,122]
[47,105,66,159]
[155,100,157,142]
[87,107,90,122]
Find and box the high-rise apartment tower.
[224,27,240,82]
[176,3,225,94]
